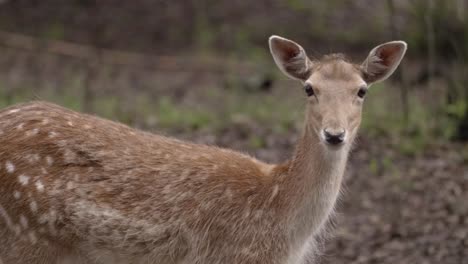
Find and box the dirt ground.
[322,138,467,264]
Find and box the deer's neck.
[281,123,350,241]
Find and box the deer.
[0,35,406,264]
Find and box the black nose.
[324,129,345,145]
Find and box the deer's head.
[269,35,407,149]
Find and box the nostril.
[323,129,346,145]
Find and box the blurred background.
[0,0,466,263]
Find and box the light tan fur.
[0,36,406,264]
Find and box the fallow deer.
[0,36,406,264]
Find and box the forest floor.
[321,138,467,264]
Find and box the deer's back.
[0,102,287,263]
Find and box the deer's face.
[303,60,366,147]
[269,35,407,149]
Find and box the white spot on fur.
[199,173,209,181]
[162,185,171,195]
[8,109,20,114]
[26,154,34,163]
[63,149,77,162]
[16,123,24,130]
[84,124,92,129]
[194,210,201,217]
[200,200,213,211]
[35,180,45,192]
[38,214,49,224]
[41,119,49,125]
[28,231,38,244]
[269,184,280,203]
[253,210,263,219]
[30,200,38,213]
[0,204,15,232]
[14,225,21,235]
[18,175,30,186]
[19,215,28,229]
[66,181,74,190]
[241,247,253,256]
[25,128,39,137]
[243,208,251,219]
[49,131,58,138]
[26,153,40,163]
[57,140,67,147]
[41,167,47,174]
[48,210,58,235]
[5,161,15,173]
[46,156,53,166]
[225,188,233,201]
[13,191,21,199]
[67,121,73,126]
[179,170,190,181]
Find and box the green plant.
[156,96,215,130]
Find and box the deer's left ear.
[361,41,407,84]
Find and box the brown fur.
[0,102,288,263]
[312,55,363,81]
[0,36,406,264]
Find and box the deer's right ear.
[269,35,313,81]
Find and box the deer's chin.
[321,141,346,152]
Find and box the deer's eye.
[304,84,314,97]
[357,87,367,98]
